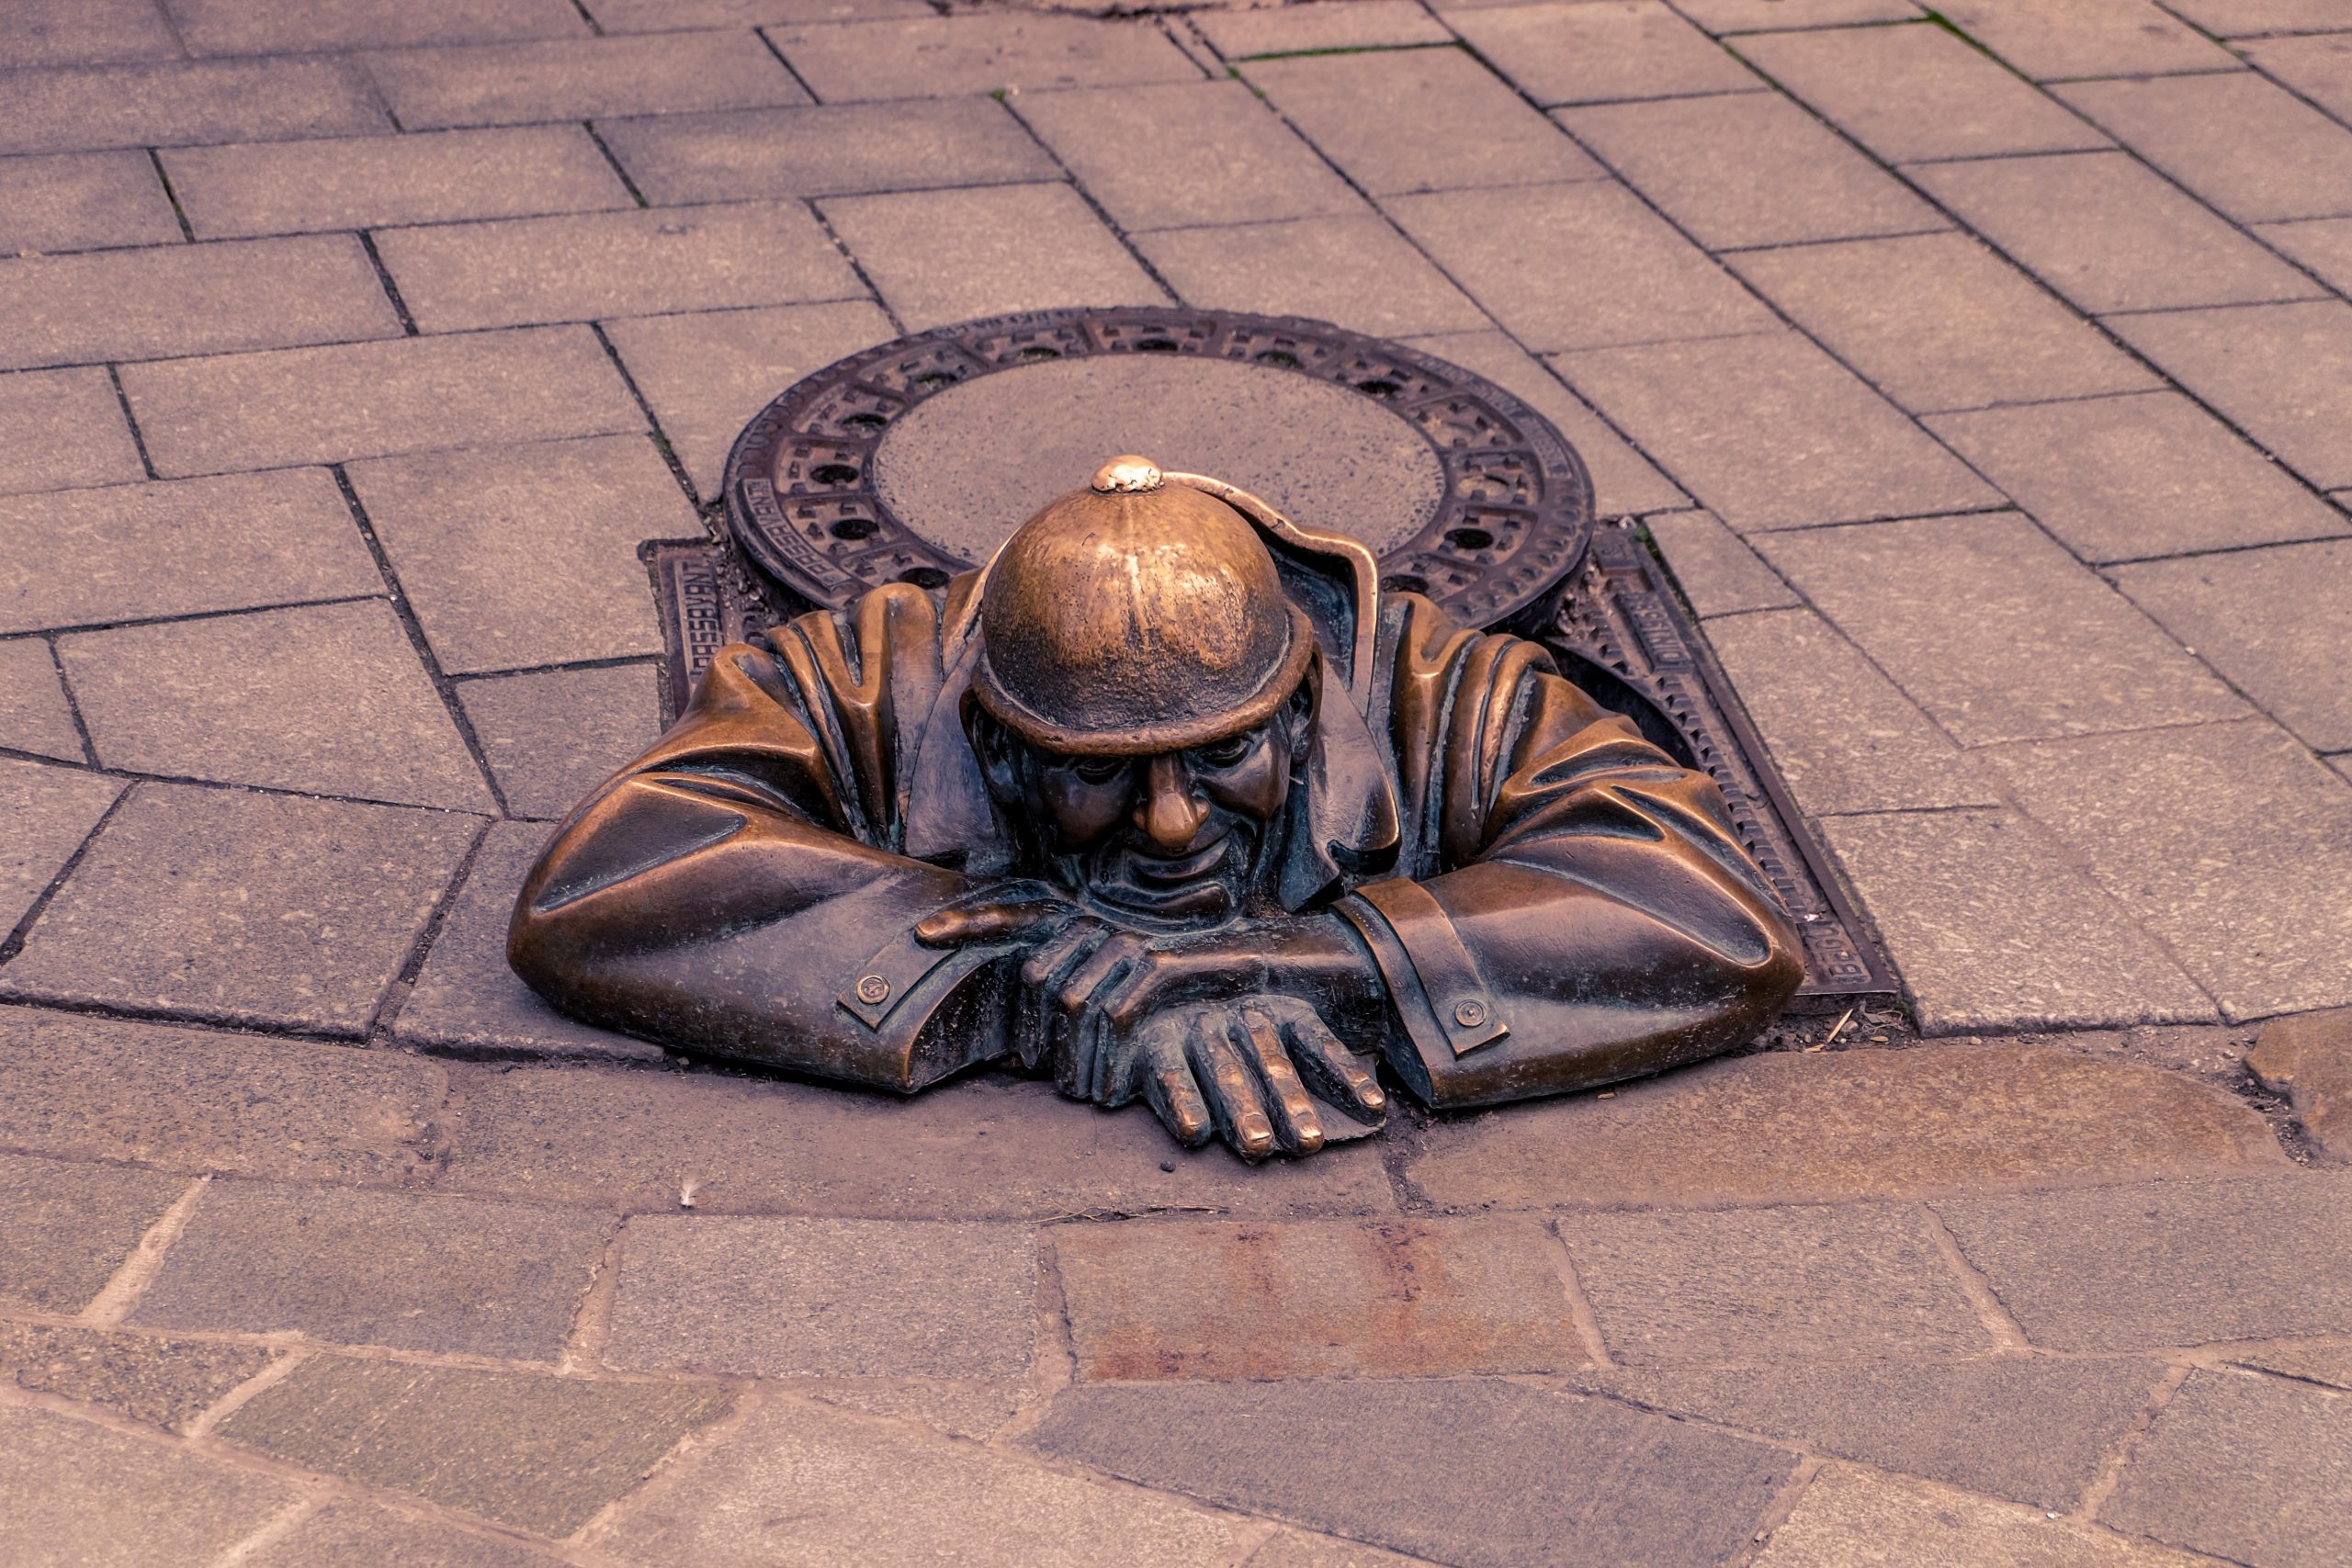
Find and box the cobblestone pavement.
[4,0,2352,1564]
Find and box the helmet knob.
[1091,455,1163,494]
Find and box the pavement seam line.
[1544,1218,1618,1371]
[1726,1452,1825,1568]
[184,1348,314,1445]
[102,362,161,480]
[203,1495,326,1568]
[1917,1202,2032,1351]
[38,633,102,768]
[77,1173,211,1327]
[2071,1359,2192,1522]
[988,1227,1079,1450]
[0,779,134,968]
[557,1224,629,1376]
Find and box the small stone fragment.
[2249,1008,2352,1157]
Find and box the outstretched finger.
[913,897,1063,947]
[1188,1011,1276,1162]
[1237,1006,1323,1156]
[1142,1027,1213,1148]
[1281,1009,1388,1122]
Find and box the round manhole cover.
[722,308,1595,628]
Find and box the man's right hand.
[1122,997,1386,1161]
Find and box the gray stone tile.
[769,13,1201,102]
[0,640,85,761]
[795,1380,1023,1441]
[1245,47,1605,196]
[135,1181,611,1357]
[2244,31,2352,121]
[592,0,927,25]
[0,58,390,155]
[1912,152,2322,316]
[1937,0,2235,80]
[163,127,632,241]
[1402,330,1690,516]
[1736,24,2106,164]
[0,757,122,932]
[251,1503,565,1568]
[2106,1371,2352,1568]
[1727,232,2157,414]
[1673,0,1921,27]
[2112,540,2352,752]
[0,782,481,1035]
[0,1150,187,1313]
[0,0,177,69]
[1755,513,2247,744]
[363,30,808,130]
[347,433,688,674]
[1935,1171,2352,1348]
[0,1005,447,1184]
[2107,301,2352,490]
[1450,1,1761,106]
[0,367,143,499]
[1558,1201,1996,1361]
[0,1404,296,1568]
[0,151,179,254]
[604,1215,1038,1378]
[1557,92,1946,252]
[1027,1379,1794,1568]
[1926,392,2350,564]
[1977,718,2352,1020]
[820,183,1168,333]
[1818,809,2219,1033]
[1703,607,1996,813]
[0,468,380,635]
[1600,1358,2167,1511]
[219,1356,731,1538]
[167,0,586,54]
[0,234,400,371]
[1755,1465,2217,1568]
[391,819,663,1063]
[606,1393,1238,1568]
[2257,215,2352,295]
[375,201,863,333]
[59,601,496,810]
[0,1321,276,1432]
[2060,73,2352,224]
[1057,1218,1587,1381]
[1140,215,1489,339]
[1645,511,1794,615]
[604,299,894,499]
[1196,2,1450,58]
[1555,332,1999,531]
[1388,181,1772,351]
[601,98,1050,207]
[456,662,662,818]
[121,325,645,477]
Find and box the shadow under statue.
[508,457,1802,1160]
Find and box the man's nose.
[1136,753,1210,852]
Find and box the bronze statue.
[510,457,1802,1159]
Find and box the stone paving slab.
[2258,216,2352,295]
[0,367,146,499]
[1138,215,1491,341]
[2106,300,2352,491]
[0,758,122,934]
[1934,0,2234,82]
[601,99,1054,207]
[0,643,85,761]
[2234,1344,2352,1393]
[1195,1,1450,58]
[251,1502,567,1568]
[1,0,180,71]
[0,58,390,155]
[2248,1009,2352,1159]
[1646,510,1794,615]
[767,13,1202,103]
[0,149,182,255]
[168,0,588,56]
[0,1148,187,1313]
[2103,1369,2352,1568]
[1670,0,1922,28]
[2058,74,2352,227]
[455,663,662,819]
[361,31,809,130]
[1448,1,1764,107]
[0,1321,277,1432]
[1247,1530,1434,1568]
[2242,31,2352,121]
[0,1404,299,1568]
[1755,1464,2220,1568]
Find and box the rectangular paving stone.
[1450,1,1761,107]
[0,367,143,499]
[1028,1380,1795,1568]
[607,1394,1238,1568]
[592,0,929,24]
[363,30,808,131]
[604,1215,1038,1378]
[0,1150,187,1313]
[1645,510,1793,615]
[1755,1465,2216,1568]
[603,298,893,499]
[1196,1,1450,58]
[2167,0,2352,33]
[1821,809,2217,1032]
[163,127,632,241]
[0,234,399,370]
[1727,231,2156,414]
[348,433,685,674]
[2244,31,2352,121]
[1755,513,2247,743]
[60,600,496,810]
[1245,47,1606,197]
[2106,1370,2352,1568]
[2258,214,2352,295]
[2060,73,2352,224]
[771,14,1200,102]
[0,58,390,155]
[0,758,123,932]
[1737,23,2107,164]
[601,98,1050,207]
[2107,300,2352,491]
[0,1004,447,1184]
[1557,92,1946,253]
[0,1404,297,1568]
[1388,182,1773,352]
[135,1181,610,1356]
[1056,1219,1586,1381]
[1555,332,1999,531]
[1703,607,1996,813]
[0,782,481,1035]
[120,325,645,475]
[1936,0,2234,80]
[0,1321,276,1432]
[1977,718,2352,1020]
[375,201,863,333]
[1673,0,1921,27]
[1926,392,2350,564]
[168,0,586,54]
[1911,152,2323,315]
[1139,215,1489,340]
[0,150,180,254]
[0,640,85,761]
[2112,540,2352,752]
[820,183,1168,333]
[249,1503,567,1568]
[1935,1171,2352,1348]
[1,0,178,69]
[1560,1201,1994,1362]
[219,1356,731,1538]
[457,663,662,818]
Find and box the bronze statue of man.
[510,457,1802,1158]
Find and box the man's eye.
[1194,738,1253,768]
[1071,757,1126,784]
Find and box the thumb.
[914,897,1062,947]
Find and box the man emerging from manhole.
[511,457,1801,1159]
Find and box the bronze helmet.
[969,456,1318,756]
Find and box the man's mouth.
[1126,834,1232,884]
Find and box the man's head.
[967,457,1320,929]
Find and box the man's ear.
[962,694,1028,807]
[1281,660,1318,759]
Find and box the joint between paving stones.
[353,232,419,336]
[79,1175,212,1327]
[1917,1202,2033,1351]
[2072,1359,2194,1523]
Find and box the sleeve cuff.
[1334,878,1510,1069]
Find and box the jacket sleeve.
[505,584,1020,1092]
[1332,605,1803,1108]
